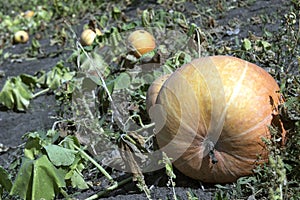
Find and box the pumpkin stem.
[209,150,218,164]
[206,140,218,164]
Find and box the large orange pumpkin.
[147,56,285,183]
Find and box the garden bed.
[0,0,299,199]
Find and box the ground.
[0,0,298,199]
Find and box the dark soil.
[0,39,69,147]
[0,0,293,199]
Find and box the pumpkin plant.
[147,56,286,183]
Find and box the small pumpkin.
[147,56,286,183]
[128,30,156,57]
[95,28,102,36]
[13,30,29,44]
[80,28,102,46]
[23,10,35,18]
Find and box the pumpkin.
[146,74,171,113]
[128,30,156,57]
[23,10,35,18]
[95,28,102,36]
[80,28,102,46]
[13,30,29,44]
[147,56,286,183]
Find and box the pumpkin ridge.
[193,56,249,155]
[221,114,272,142]
[212,152,238,180]
[187,60,211,140]
[222,58,248,112]
[189,58,226,153]
[218,149,264,164]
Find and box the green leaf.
[24,138,42,160]
[237,176,257,185]
[44,144,76,166]
[70,170,89,189]
[12,88,31,111]
[138,49,157,62]
[0,77,33,111]
[10,155,66,200]
[65,166,88,190]
[60,135,81,151]
[31,38,41,49]
[46,62,75,90]
[113,6,121,14]
[19,74,38,88]
[0,165,12,193]
[46,70,61,90]
[35,70,47,86]
[121,21,138,31]
[23,130,60,148]
[258,40,272,50]
[114,72,131,90]
[242,38,252,51]
[31,156,65,199]
[46,130,61,143]
[0,83,15,109]
[10,157,33,199]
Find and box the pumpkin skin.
[128,30,156,57]
[80,28,102,46]
[13,30,29,44]
[23,10,35,18]
[146,74,171,113]
[148,56,285,183]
